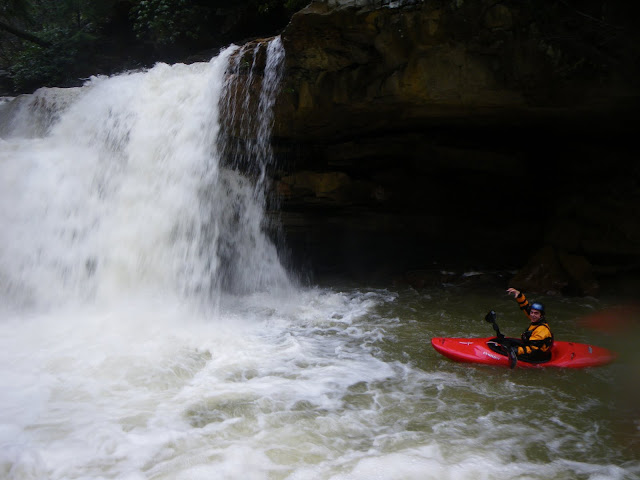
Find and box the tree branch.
[0,20,52,47]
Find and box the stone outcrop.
[276,0,639,140]
[509,245,599,297]
[250,0,640,295]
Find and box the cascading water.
[0,41,290,311]
[0,38,637,480]
[213,36,290,296]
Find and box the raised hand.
[506,287,520,297]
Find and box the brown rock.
[510,246,569,296]
[510,246,600,296]
[276,1,639,142]
[557,251,600,297]
[278,171,352,202]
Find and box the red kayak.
[431,336,616,368]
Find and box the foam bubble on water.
[0,288,399,478]
[0,444,47,480]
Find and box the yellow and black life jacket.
[521,322,554,353]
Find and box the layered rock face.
[240,0,640,295]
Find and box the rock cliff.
[241,0,640,295]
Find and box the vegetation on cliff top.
[0,0,308,94]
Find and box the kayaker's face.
[530,309,542,321]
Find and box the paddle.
[484,310,518,369]
[484,310,503,339]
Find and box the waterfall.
[212,36,290,296]
[219,37,285,184]
[0,38,291,311]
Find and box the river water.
[0,40,638,480]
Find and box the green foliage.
[130,0,211,45]
[284,0,310,12]
[0,0,33,22]
[25,0,114,31]
[9,25,95,91]
[258,0,309,14]
[5,0,308,49]
[1,0,310,93]
[128,0,307,45]
[2,0,108,92]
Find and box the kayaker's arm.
[507,288,531,319]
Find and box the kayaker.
[506,288,554,362]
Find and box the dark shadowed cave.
[271,110,639,293]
